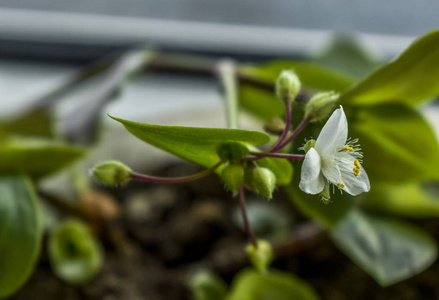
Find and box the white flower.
[299,106,370,196]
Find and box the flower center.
[353,159,361,176]
[344,145,353,151]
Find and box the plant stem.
[131,162,221,184]
[239,185,258,248]
[270,101,292,153]
[247,152,305,160]
[277,117,310,150]
[216,59,239,129]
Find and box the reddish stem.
[277,118,310,150]
[239,185,258,248]
[131,162,221,184]
[247,152,305,160]
[270,102,292,153]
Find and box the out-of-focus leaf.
[239,85,285,121]
[340,29,439,106]
[189,271,228,300]
[283,170,354,228]
[0,175,42,298]
[63,48,156,145]
[0,107,53,138]
[110,115,269,167]
[330,210,437,286]
[49,219,103,285]
[348,103,439,183]
[239,61,355,121]
[241,61,355,92]
[362,182,439,218]
[256,156,293,185]
[314,33,380,78]
[0,136,86,179]
[228,269,319,300]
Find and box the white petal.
[315,106,348,155]
[339,158,370,196]
[299,148,325,194]
[322,153,370,196]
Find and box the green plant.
[91,29,439,297]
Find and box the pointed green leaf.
[340,29,439,106]
[348,103,439,183]
[228,269,319,300]
[330,210,437,286]
[110,115,270,168]
[0,136,86,179]
[363,182,439,218]
[0,175,42,298]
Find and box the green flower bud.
[264,118,286,135]
[245,167,276,198]
[246,240,274,274]
[217,142,249,163]
[303,139,316,153]
[319,180,331,204]
[305,91,339,122]
[221,164,244,195]
[275,70,301,103]
[92,161,132,186]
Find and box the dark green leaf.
[0,136,86,179]
[330,210,437,286]
[189,271,228,300]
[110,115,270,169]
[49,219,104,285]
[348,103,439,183]
[228,269,319,300]
[0,175,42,298]
[340,29,439,106]
[362,182,439,218]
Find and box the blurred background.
[2,0,438,117]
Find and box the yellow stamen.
[353,159,361,176]
[337,183,345,188]
[344,145,353,151]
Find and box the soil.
[8,162,439,300]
